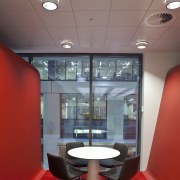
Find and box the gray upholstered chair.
[47,153,86,180]
[66,142,88,167]
[100,143,128,168]
[99,155,140,180]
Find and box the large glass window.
[20,53,142,168]
[21,56,29,62]
[61,93,107,139]
[31,57,49,80]
[92,56,140,149]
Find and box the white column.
[87,160,100,180]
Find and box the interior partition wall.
[20,53,142,168]
[0,45,43,180]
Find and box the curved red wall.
[147,64,180,180]
[0,44,42,179]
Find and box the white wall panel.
[41,81,51,93]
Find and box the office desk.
[68,146,120,180]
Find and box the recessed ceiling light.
[61,40,73,49]
[42,0,59,11]
[166,1,180,9]
[136,41,148,49]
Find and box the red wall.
[147,64,180,180]
[0,44,43,179]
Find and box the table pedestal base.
[87,159,100,180]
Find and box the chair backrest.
[47,153,69,179]
[66,142,84,160]
[118,155,140,180]
[113,143,128,162]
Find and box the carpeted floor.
[131,172,147,180]
[41,171,146,180]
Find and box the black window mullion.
[89,55,93,146]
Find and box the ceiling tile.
[161,28,180,40]
[74,11,109,27]
[134,27,167,39]
[39,12,76,27]
[1,28,52,47]
[172,16,180,27]
[105,38,131,47]
[18,27,51,38]
[79,38,105,47]
[47,27,78,38]
[174,9,180,17]
[71,0,111,11]
[0,0,33,11]
[77,27,106,38]
[0,12,14,27]
[106,27,137,38]
[104,41,137,52]
[149,0,168,11]
[111,0,152,10]
[0,27,27,44]
[108,11,146,27]
[24,38,56,47]
[0,0,180,53]
[2,36,55,49]
[2,11,44,27]
[30,0,72,12]
[3,40,31,50]
[152,39,180,50]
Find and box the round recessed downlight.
[167,1,180,9]
[61,41,73,48]
[42,0,59,11]
[137,45,146,49]
[136,41,148,49]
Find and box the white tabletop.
[68,146,120,160]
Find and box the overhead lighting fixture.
[166,0,180,9]
[42,0,59,11]
[43,61,48,66]
[61,40,73,49]
[136,41,148,49]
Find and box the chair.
[66,142,88,167]
[100,143,128,168]
[47,153,86,180]
[99,155,140,180]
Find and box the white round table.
[68,146,120,180]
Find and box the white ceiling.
[0,0,180,53]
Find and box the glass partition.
[22,53,142,168]
[92,56,140,155]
